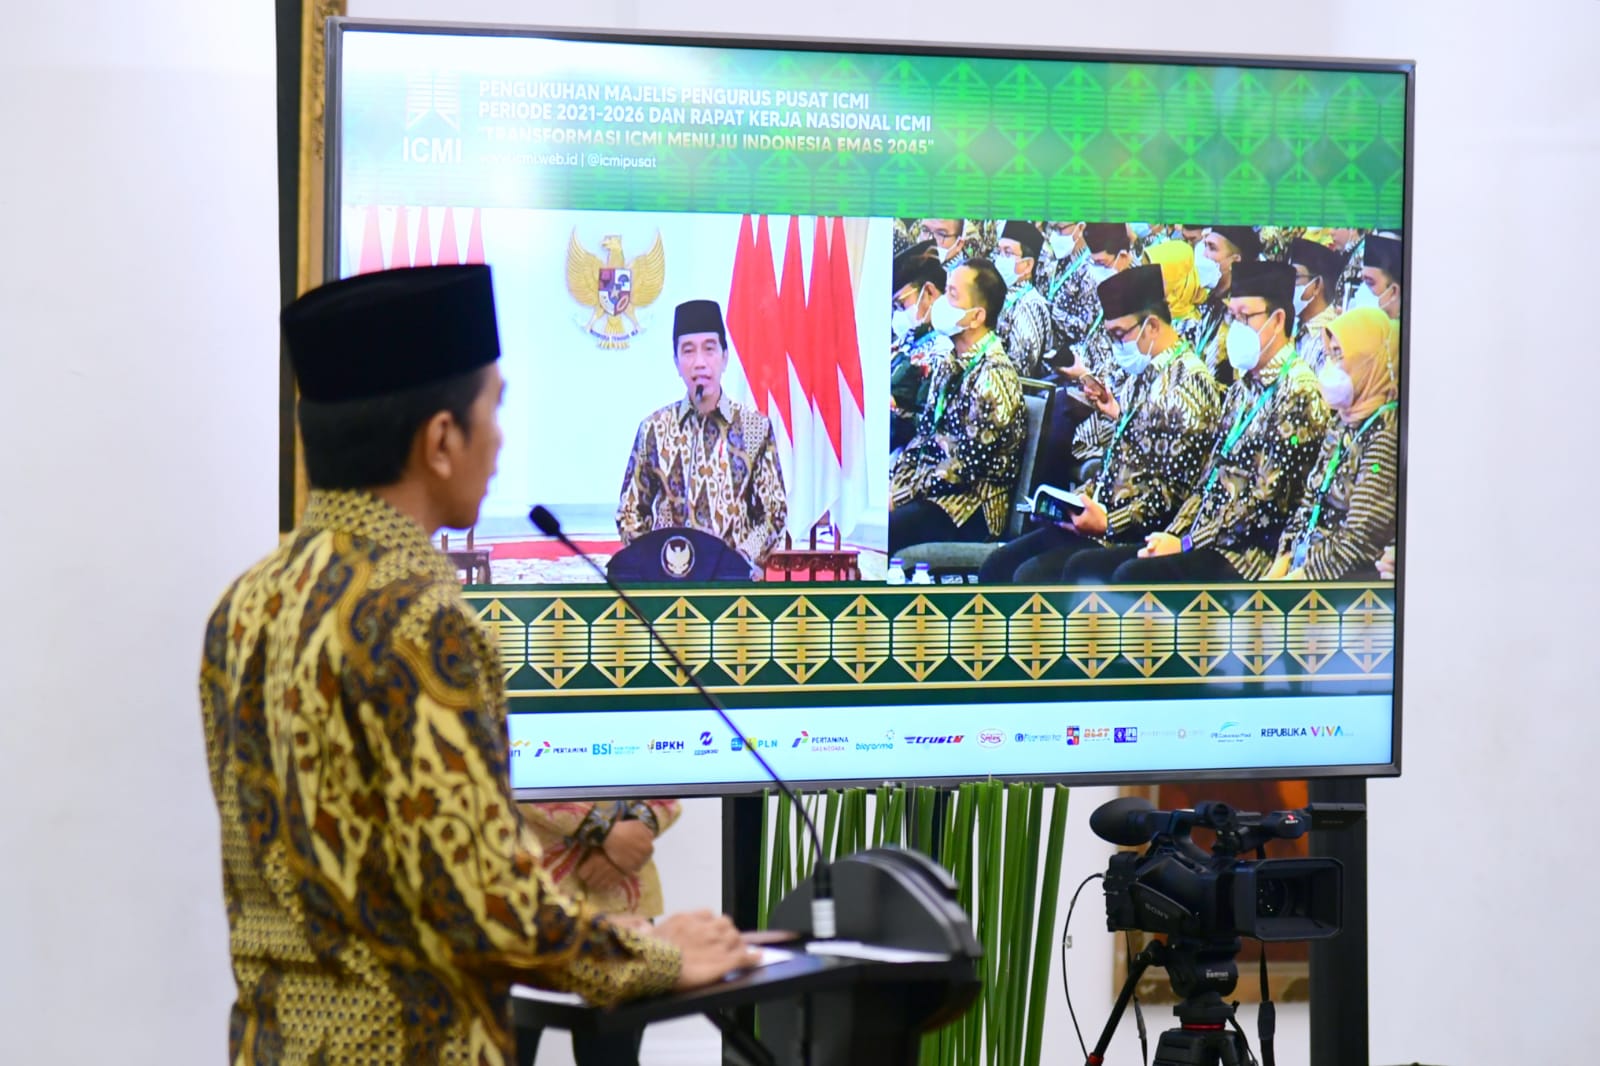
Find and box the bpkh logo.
[1114,727,1139,744]
[904,735,964,745]
[649,739,686,753]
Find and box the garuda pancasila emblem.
[565,229,665,350]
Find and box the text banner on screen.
[337,29,1406,227]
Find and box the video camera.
[1091,796,1348,942]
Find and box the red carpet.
[489,538,620,560]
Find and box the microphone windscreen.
[1090,796,1158,846]
[529,505,561,537]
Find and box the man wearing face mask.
[1349,233,1403,319]
[888,259,1025,554]
[1039,221,1099,372]
[918,217,969,272]
[1287,237,1345,371]
[890,244,955,450]
[1065,223,1136,382]
[993,220,1053,377]
[1063,261,1332,584]
[1193,225,1262,387]
[978,266,1221,582]
[1329,228,1368,309]
[1265,306,1400,581]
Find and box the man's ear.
[417,410,457,479]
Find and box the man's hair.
[1134,297,1173,327]
[298,365,488,490]
[1259,294,1292,332]
[963,258,1008,331]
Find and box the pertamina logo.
[403,70,462,164]
[521,740,586,758]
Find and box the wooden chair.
[765,517,861,582]
[439,528,493,585]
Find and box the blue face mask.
[1111,321,1152,377]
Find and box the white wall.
[6,0,1599,1064]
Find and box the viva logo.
[1309,725,1346,737]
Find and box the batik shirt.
[1197,293,1233,386]
[1294,304,1340,373]
[199,491,679,1066]
[1277,404,1400,580]
[617,393,788,566]
[890,331,1026,537]
[519,799,683,918]
[1089,343,1222,542]
[1166,347,1334,579]
[996,281,1053,377]
[891,322,954,416]
[1044,249,1099,368]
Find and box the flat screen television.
[322,19,1411,798]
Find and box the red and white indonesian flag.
[724,214,869,544]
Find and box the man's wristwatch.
[1180,534,1193,553]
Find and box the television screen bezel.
[318,17,1413,798]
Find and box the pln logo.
[403,69,462,164]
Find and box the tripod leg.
[1086,945,1159,1065]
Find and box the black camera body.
[1094,797,1344,943]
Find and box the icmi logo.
[403,70,462,164]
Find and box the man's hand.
[1264,553,1292,580]
[1070,495,1108,537]
[655,910,761,990]
[1376,545,1396,580]
[1139,532,1182,558]
[577,850,627,894]
[1081,375,1120,419]
[603,819,656,875]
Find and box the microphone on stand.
[528,504,835,939]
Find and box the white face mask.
[994,254,1020,289]
[1048,231,1077,260]
[1194,252,1224,291]
[1130,222,1153,239]
[1347,283,1383,312]
[1087,262,1116,285]
[929,294,975,336]
[891,305,916,338]
[1111,321,1152,377]
[1293,283,1312,317]
[1318,361,1354,409]
[1225,319,1265,373]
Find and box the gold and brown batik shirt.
[1277,404,1400,579]
[1167,347,1334,579]
[616,393,788,566]
[1090,343,1221,541]
[889,331,1026,537]
[200,490,679,1065]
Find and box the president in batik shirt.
[616,299,788,569]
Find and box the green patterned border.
[336,27,1408,227]
[468,583,1395,711]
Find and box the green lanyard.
[1197,302,1226,357]
[1204,353,1298,492]
[1047,248,1090,302]
[1102,341,1190,473]
[1002,281,1034,315]
[933,332,1001,425]
[1302,402,1398,540]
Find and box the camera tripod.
[1085,935,1255,1066]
